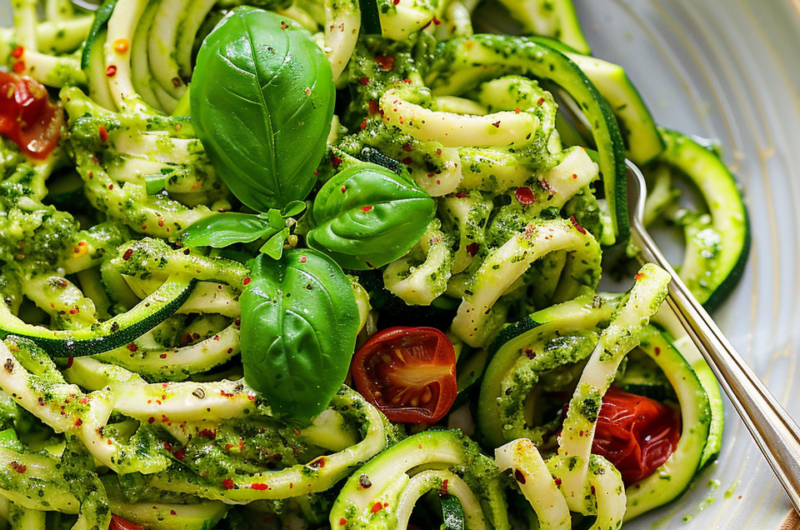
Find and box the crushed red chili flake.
[11,46,23,59]
[634,272,644,280]
[163,441,173,451]
[99,125,109,142]
[299,256,307,263]
[537,97,545,106]
[159,353,167,359]
[126,343,137,352]
[280,21,288,29]
[340,186,347,193]
[9,462,26,473]
[515,107,520,114]
[466,243,479,256]
[222,478,235,490]
[170,510,177,516]
[75,418,83,427]
[105,65,117,77]
[250,483,269,491]
[69,308,78,315]
[331,155,342,168]
[514,469,526,484]
[360,119,367,130]
[433,16,441,25]
[655,347,661,356]
[572,173,578,179]
[402,143,413,152]
[491,121,501,128]
[148,417,155,424]
[359,77,370,85]
[12,61,24,74]
[375,55,394,71]
[402,157,412,165]
[393,0,399,4]
[243,277,251,286]
[441,479,449,495]
[174,449,185,461]
[368,100,380,115]
[67,357,74,368]
[515,186,535,205]
[199,429,216,440]
[402,78,413,84]
[339,518,347,526]
[371,502,383,514]
[361,206,373,213]
[308,456,326,469]
[569,215,587,235]
[554,478,562,486]
[591,484,596,495]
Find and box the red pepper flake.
[433,16,441,25]
[331,154,342,168]
[537,97,545,106]
[9,462,26,473]
[456,192,468,198]
[655,347,661,356]
[148,417,155,424]
[227,347,234,354]
[371,502,383,514]
[108,184,114,190]
[514,469,526,484]
[525,348,536,359]
[250,483,269,491]
[375,55,395,71]
[514,107,520,114]
[308,456,326,469]
[339,518,347,526]
[591,484,596,495]
[106,65,117,77]
[222,478,235,490]
[69,309,77,315]
[359,77,370,85]
[75,418,83,427]
[368,100,380,115]
[170,510,177,516]
[515,186,535,205]
[491,121,501,128]
[402,143,413,152]
[340,186,347,193]
[361,206,373,213]
[126,343,138,352]
[572,173,578,179]
[161,414,169,423]
[198,429,216,440]
[174,449,185,461]
[67,357,74,368]
[554,478,562,486]
[402,157,412,165]
[299,256,307,263]
[225,444,234,451]
[11,46,24,59]
[393,0,400,4]
[12,61,24,74]
[159,353,167,359]
[466,243,479,256]
[569,215,587,235]
[402,78,413,84]
[99,125,109,142]
[180,333,192,344]
[441,479,449,495]
[634,272,644,280]
[280,21,288,29]
[360,119,367,130]
[220,390,235,398]
[163,441,173,451]
[243,277,251,286]
[80,397,89,405]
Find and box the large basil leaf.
[191,7,335,212]
[179,213,277,248]
[240,249,359,425]
[306,165,436,269]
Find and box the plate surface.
[1,0,800,528]
[574,0,800,528]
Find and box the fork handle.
[632,222,800,514]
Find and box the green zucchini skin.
[80,0,121,70]
[658,128,751,311]
[431,35,629,243]
[0,277,196,357]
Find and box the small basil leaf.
[267,208,284,229]
[260,227,290,260]
[241,249,359,425]
[306,165,436,270]
[180,213,273,248]
[191,7,335,212]
[282,200,307,218]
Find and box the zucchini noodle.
[0,0,747,527]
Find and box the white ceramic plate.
[1,0,799,528]
[570,1,800,528]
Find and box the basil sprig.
[191,7,335,212]
[241,249,359,425]
[307,164,436,269]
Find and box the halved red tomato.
[351,326,457,424]
[0,72,63,159]
[591,388,681,486]
[110,515,146,530]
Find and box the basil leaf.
[180,213,276,248]
[306,165,436,270]
[241,249,359,425]
[191,7,335,212]
[260,227,290,260]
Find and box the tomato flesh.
[352,326,457,423]
[0,73,63,159]
[110,515,146,530]
[591,388,681,486]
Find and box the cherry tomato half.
[0,73,63,159]
[591,388,681,486]
[110,515,146,530]
[351,326,457,424]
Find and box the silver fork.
[627,160,800,514]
